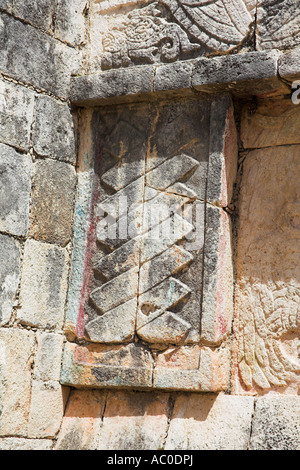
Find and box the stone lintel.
[70,51,295,107]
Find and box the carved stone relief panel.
[233,128,300,395]
[61,95,237,391]
[87,0,257,71]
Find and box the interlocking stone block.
[250,397,300,450]
[54,0,88,46]
[0,13,78,98]
[0,78,35,151]
[241,98,300,148]
[0,143,31,237]
[97,391,170,450]
[0,234,20,326]
[18,240,69,329]
[165,393,255,450]
[55,390,107,450]
[29,159,76,246]
[33,95,76,164]
[0,328,35,436]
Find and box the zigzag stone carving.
[94,0,256,69]
[61,95,237,391]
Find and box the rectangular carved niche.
[61,94,238,391]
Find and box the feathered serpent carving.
[95,0,256,68]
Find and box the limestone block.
[0,234,20,326]
[97,391,169,450]
[0,438,53,450]
[12,0,55,31]
[33,96,76,164]
[55,390,106,450]
[18,240,69,330]
[27,380,68,439]
[279,47,300,82]
[241,98,300,148]
[0,328,35,436]
[0,13,78,98]
[165,393,254,450]
[55,0,88,46]
[29,159,76,246]
[0,143,31,237]
[256,0,300,51]
[33,333,64,382]
[233,145,300,394]
[201,205,234,344]
[0,0,13,11]
[0,78,35,151]
[250,397,300,450]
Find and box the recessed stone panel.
[61,95,237,391]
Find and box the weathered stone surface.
[0,328,35,436]
[0,438,53,450]
[153,61,194,93]
[18,240,69,329]
[241,98,300,148]
[257,0,300,51]
[153,346,230,392]
[12,0,55,31]
[233,145,300,394]
[33,95,76,164]
[250,397,300,450]
[0,13,78,98]
[0,235,20,326]
[98,391,169,450]
[61,342,154,389]
[201,205,234,344]
[27,380,68,439]
[165,393,254,450]
[33,333,64,382]
[0,78,35,151]
[92,0,255,71]
[0,143,31,237]
[62,96,232,391]
[279,47,300,82]
[207,94,238,207]
[55,0,88,46]
[192,52,286,97]
[29,159,76,246]
[55,389,106,450]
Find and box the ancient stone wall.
[0,0,299,450]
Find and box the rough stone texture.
[0,438,53,450]
[33,95,76,164]
[0,143,31,237]
[0,234,20,326]
[29,159,76,246]
[165,393,254,450]
[250,397,300,450]
[0,12,78,98]
[98,391,170,450]
[54,0,88,46]
[0,78,35,151]
[0,328,35,436]
[233,145,300,395]
[33,333,64,382]
[257,0,300,51]
[279,47,300,82]
[18,240,69,329]
[27,380,69,439]
[241,98,300,148]
[12,0,55,31]
[55,389,106,450]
